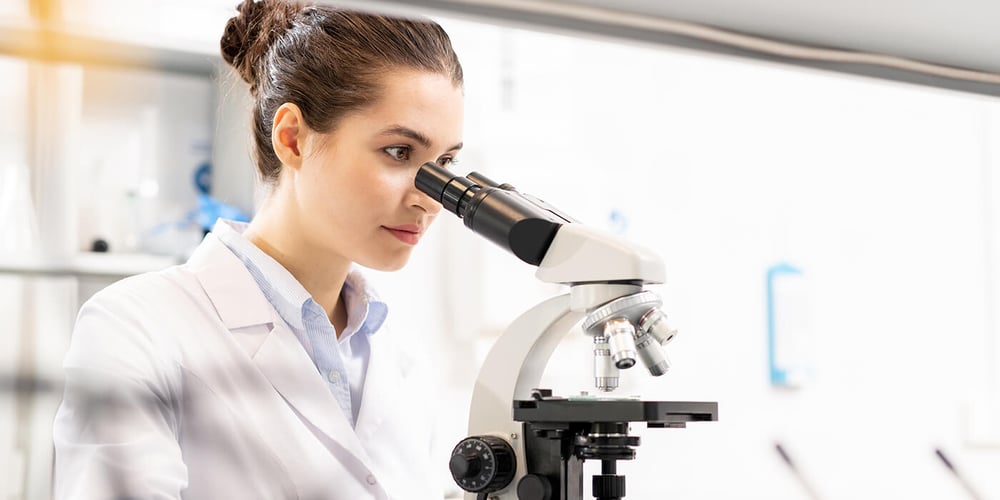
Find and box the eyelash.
[382,146,459,167]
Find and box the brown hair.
[220,0,463,185]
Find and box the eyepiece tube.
[415,162,453,202]
[416,162,479,215]
[415,163,567,266]
[466,171,501,189]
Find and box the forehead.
[352,70,464,143]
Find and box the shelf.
[0,21,220,76]
[0,252,181,280]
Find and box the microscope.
[415,164,718,500]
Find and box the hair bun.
[221,0,301,88]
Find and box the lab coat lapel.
[355,331,408,441]
[188,234,374,471]
[187,234,272,330]
[251,320,373,467]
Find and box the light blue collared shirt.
[212,218,388,428]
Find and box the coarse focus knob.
[449,436,517,493]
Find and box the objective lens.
[638,308,678,345]
[634,332,671,376]
[593,336,619,392]
[604,318,638,369]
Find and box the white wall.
[76,67,214,257]
[370,17,1000,499]
[4,8,1000,500]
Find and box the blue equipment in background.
[192,162,250,234]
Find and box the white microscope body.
[414,163,716,500]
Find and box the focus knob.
[449,436,516,493]
[517,474,552,500]
[593,475,626,499]
[449,453,481,479]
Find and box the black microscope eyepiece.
[416,162,481,216]
[415,162,568,266]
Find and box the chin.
[372,261,407,272]
[361,253,411,272]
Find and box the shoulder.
[68,264,212,371]
[81,264,206,322]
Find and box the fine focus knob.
[593,474,626,499]
[517,474,553,500]
[449,436,517,493]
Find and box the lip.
[383,224,423,245]
[385,224,422,233]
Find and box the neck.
[244,194,351,335]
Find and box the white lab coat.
[52,233,443,500]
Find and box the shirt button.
[327,370,342,383]
[366,474,377,485]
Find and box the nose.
[413,190,443,215]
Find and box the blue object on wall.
[192,162,249,231]
[608,209,629,235]
[766,262,803,387]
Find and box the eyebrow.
[380,125,463,152]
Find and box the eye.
[437,156,459,168]
[383,146,411,162]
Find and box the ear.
[271,102,306,170]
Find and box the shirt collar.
[342,265,389,337]
[211,218,387,337]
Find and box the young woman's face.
[295,69,464,271]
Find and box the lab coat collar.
[210,217,388,342]
[186,233,273,330]
[185,233,394,477]
[210,218,312,332]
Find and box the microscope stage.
[513,395,718,428]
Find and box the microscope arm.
[465,295,579,499]
[468,294,579,437]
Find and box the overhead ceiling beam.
[329,0,1000,98]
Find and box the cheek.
[306,155,366,199]
[371,169,417,204]
[299,157,340,197]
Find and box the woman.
[52,1,464,498]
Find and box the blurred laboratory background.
[2,0,1000,498]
